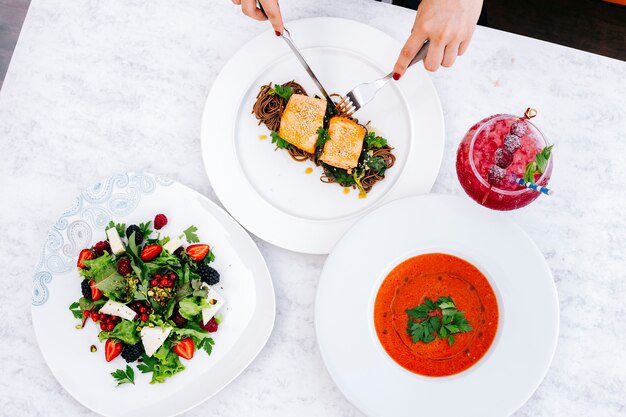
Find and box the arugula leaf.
[181,226,200,243]
[405,296,472,346]
[78,296,106,312]
[111,365,135,386]
[316,127,331,148]
[523,145,553,183]
[106,221,126,238]
[98,320,141,345]
[69,302,83,319]
[270,131,291,149]
[364,132,388,149]
[270,84,293,101]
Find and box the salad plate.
[32,173,275,417]
[315,194,559,417]
[201,17,444,254]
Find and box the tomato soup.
[374,253,498,377]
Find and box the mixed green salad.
[69,213,225,385]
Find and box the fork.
[336,41,430,117]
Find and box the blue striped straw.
[513,176,553,196]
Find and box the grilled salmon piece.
[319,116,365,170]
[278,94,327,154]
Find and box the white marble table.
[1,0,625,416]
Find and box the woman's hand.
[232,0,284,35]
[393,0,483,77]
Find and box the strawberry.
[89,280,103,301]
[172,338,195,360]
[104,339,123,362]
[77,249,94,269]
[140,244,162,261]
[154,214,168,230]
[186,244,210,261]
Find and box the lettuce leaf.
[150,342,185,384]
[178,297,210,320]
[98,320,140,345]
[83,253,128,300]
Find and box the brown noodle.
[252,81,395,194]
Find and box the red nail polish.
[393,72,401,81]
[275,31,281,36]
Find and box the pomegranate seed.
[150,279,158,286]
[139,306,147,313]
[100,323,107,331]
[169,273,176,279]
[106,323,115,331]
[159,278,169,287]
[155,274,161,279]
[98,313,105,321]
[140,313,149,322]
[91,312,99,321]
[83,310,90,318]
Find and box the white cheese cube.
[141,326,172,357]
[201,284,225,325]
[163,236,183,254]
[99,300,137,321]
[106,227,126,255]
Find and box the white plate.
[201,17,444,254]
[32,173,275,417]
[315,194,559,417]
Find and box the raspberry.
[197,264,220,285]
[93,240,111,256]
[503,134,521,154]
[494,148,513,168]
[154,214,168,230]
[81,279,92,300]
[125,225,143,244]
[121,343,144,363]
[488,165,507,185]
[510,121,528,137]
[200,317,218,333]
[117,258,132,276]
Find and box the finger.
[423,41,444,72]
[441,43,460,68]
[241,0,267,21]
[458,39,472,56]
[259,0,284,34]
[392,32,427,79]
[232,0,241,4]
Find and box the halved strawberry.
[172,338,195,360]
[77,249,94,269]
[105,339,123,362]
[186,244,210,261]
[140,244,162,261]
[89,280,103,301]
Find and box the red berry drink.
[456,113,552,210]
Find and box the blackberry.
[121,342,144,363]
[81,279,92,300]
[125,225,143,245]
[197,264,220,285]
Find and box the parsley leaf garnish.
[523,145,553,183]
[137,353,156,373]
[270,131,291,149]
[111,365,135,386]
[69,302,83,320]
[198,337,215,355]
[269,84,293,101]
[139,221,152,239]
[181,225,200,243]
[316,127,330,148]
[364,131,388,149]
[106,220,126,237]
[406,296,472,346]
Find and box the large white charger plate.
[316,194,559,417]
[201,17,444,254]
[32,173,275,417]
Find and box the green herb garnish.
[270,84,293,101]
[181,225,200,243]
[406,296,472,346]
[523,145,553,183]
[111,365,135,386]
[270,131,291,149]
[106,221,126,238]
[316,127,330,148]
[69,302,83,320]
[199,337,215,355]
[364,131,387,149]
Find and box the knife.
[257,2,336,109]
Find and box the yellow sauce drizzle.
[343,188,350,194]
[259,134,267,140]
[305,167,313,174]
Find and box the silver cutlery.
[336,40,430,117]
